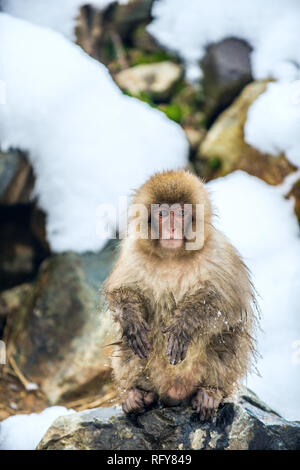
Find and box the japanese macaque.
[103,170,258,420]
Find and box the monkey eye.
[159,210,169,217]
[173,208,185,217]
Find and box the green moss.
[122,89,156,107]
[159,104,183,123]
[103,38,117,62]
[208,156,222,171]
[131,51,177,66]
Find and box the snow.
[0,406,74,450]
[1,0,118,39]
[245,81,300,168]
[148,0,300,82]
[0,13,188,253]
[0,406,123,450]
[208,171,300,421]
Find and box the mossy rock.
[197,81,296,184]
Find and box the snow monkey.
[104,170,258,420]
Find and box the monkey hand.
[162,321,191,365]
[122,318,152,359]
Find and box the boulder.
[109,0,154,39]
[197,81,296,184]
[37,390,300,450]
[6,241,119,404]
[115,61,183,101]
[0,149,34,205]
[201,37,252,122]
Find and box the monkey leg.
[122,388,157,414]
[191,388,222,421]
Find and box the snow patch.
[0,13,188,252]
[208,171,300,421]
[245,81,300,168]
[148,0,300,82]
[1,0,117,39]
[0,406,74,450]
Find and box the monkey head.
[129,170,213,258]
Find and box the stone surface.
[183,127,206,152]
[197,81,296,184]
[0,149,34,205]
[110,0,154,39]
[76,0,154,66]
[201,37,252,122]
[37,390,300,450]
[6,240,119,404]
[115,61,183,100]
[0,282,33,341]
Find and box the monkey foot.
[122,388,157,414]
[191,388,221,421]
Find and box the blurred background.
[0,0,299,447]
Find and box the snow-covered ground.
[245,81,300,168]
[0,13,188,253]
[1,0,120,39]
[148,0,300,82]
[0,406,74,450]
[209,171,300,421]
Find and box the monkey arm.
[163,285,243,365]
[105,286,152,359]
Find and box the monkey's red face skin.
[151,204,193,250]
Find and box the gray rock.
[6,240,119,403]
[201,37,252,122]
[110,0,154,39]
[37,390,300,450]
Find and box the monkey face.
[131,170,212,258]
[150,203,193,250]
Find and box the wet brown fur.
[103,170,259,410]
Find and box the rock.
[30,206,50,253]
[6,241,119,404]
[76,1,154,66]
[115,61,183,101]
[201,37,252,122]
[183,127,206,152]
[0,283,33,336]
[0,149,34,205]
[110,0,154,39]
[131,23,162,54]
[197,81,296,184]
[37,390,300,450]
